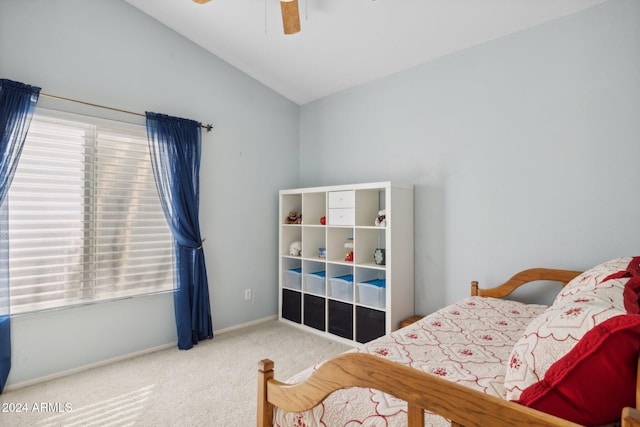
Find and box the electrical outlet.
[244,289,252,301]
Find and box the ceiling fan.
[192,0,301,35]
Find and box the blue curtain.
[0,79,40,393]
[146,112,213,350]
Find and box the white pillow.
[554,257,632,303]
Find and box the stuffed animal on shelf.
[289,241,302,256]
[286,210,302,224]
[374,209,387,227]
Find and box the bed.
[258,257,640,427]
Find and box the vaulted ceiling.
[126,0,606,105]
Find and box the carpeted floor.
[0,320,352,427]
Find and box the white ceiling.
[125,0,606,105]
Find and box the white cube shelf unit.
[279,182,414,344]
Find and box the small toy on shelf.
[286,210,302,224]
[344,237,354,262]
[289,241,302,256]
[374,209,386,227]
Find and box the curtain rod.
[40,92,214,132]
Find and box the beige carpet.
[0,320,352,427]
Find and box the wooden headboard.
[471,268,582,299]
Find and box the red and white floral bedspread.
[274,296,548,427]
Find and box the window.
[7,109,174,314]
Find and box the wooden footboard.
[258,352,586,427]
[258,268,640,427]
[623,407,640,427]
[258,353,640,427]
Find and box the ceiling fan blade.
[281,0,301,35]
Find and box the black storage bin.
[328,300,353,340]
[303,294,326,331]
[356,306,385,343]
[282,289,301,323]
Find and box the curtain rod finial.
[203,124,213,132]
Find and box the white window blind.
[8,109,174,314]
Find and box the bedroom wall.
[299,0,640,313]
[0,0,299,386]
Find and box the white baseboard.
[5,342,175,392]
[215,315,278,335]
[5,315,278,392]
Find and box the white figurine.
[289,240,302,256]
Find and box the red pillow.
[516,314,640,425]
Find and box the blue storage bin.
[357,278,386,308]
[329,274,354,302]
[305,271,326,295]
[284,267,302,289]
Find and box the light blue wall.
[0,0,299,386]
[299,0,640,313]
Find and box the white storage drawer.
[328,190,355,208]
[328,208,355,226]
